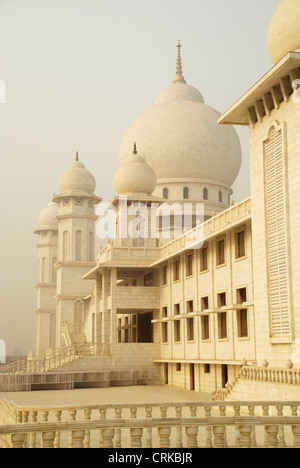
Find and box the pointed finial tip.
[75,151,79,161]
[173,40,186,84]
[133,142,137,154]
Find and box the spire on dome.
[133,142,137,154]
[75,151,79,161]
[173,41,186,84]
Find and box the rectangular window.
[174,303,180,316]
[176,363,181,372]
[174,320,181,342]
[236,230,246,259]
[236,288,247,304]
[216,239,225,266]
[162,307,168,319]
[162,265,168,286]
[162,323,168,343]
[186,253,193,277]
[200,247,208,272]
[217,292,226,308]
[201,296,209,311]
[237,309,248,338]
[187,300,194,314]
[204,364,211,374]
[174,259,180,282]
[187,318,195,341]
[201,315,210,340]
[144,272,154,287]
[218,312,227,339]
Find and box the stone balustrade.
[213,365,300,401]
[155,197,251,264]
[0,400,299,448]
[0,343,111,377]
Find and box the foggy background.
[0,0,279,355]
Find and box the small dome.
[114,144,157,195]
[267,0,300,65]
[155,82,204,104]
[39,201,59,228]
[58,153,96,194]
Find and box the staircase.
[212,365,300,401]
[0,342,157,392]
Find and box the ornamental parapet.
[0,400,300,448]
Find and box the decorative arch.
[263,121,291,338]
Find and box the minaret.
[34,201,59,356]
[53,153,102,349]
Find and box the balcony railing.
[0,400,300,448]
[0,343,111,376]
[213,365,300,401]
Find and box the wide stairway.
[0,344,153,392]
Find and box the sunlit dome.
[58,153,96,194]
[39,201,59,228]
[114,144,157,196]
[120,42,241,190]
[267,0,300,65]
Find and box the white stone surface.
[120,97,241,188]
[267,0,300,64]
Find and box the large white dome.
[267,0,300,65]
[120,83,241,187]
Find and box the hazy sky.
[0,0,280,355]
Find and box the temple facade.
[34,0,300,397]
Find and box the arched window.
[203,188,208,200]
[62,231,69,261]
[41,257,47,283]
[52,257,57,283]
[163,188,169,200]
[74,300,84,332]
[49,314,56,349]
[76,230,82,261]
[183,187,189,199]
[219,191,223,203]
[89,232,94,261]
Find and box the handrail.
[0,343,111,375]
[212,365,300,401]
[0,400,300,448]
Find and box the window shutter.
[264,126,290,337]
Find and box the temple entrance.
[137,312,153,343]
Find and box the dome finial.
[133,142,137,154]
[75,151,79,161]
[173,40,186,84]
